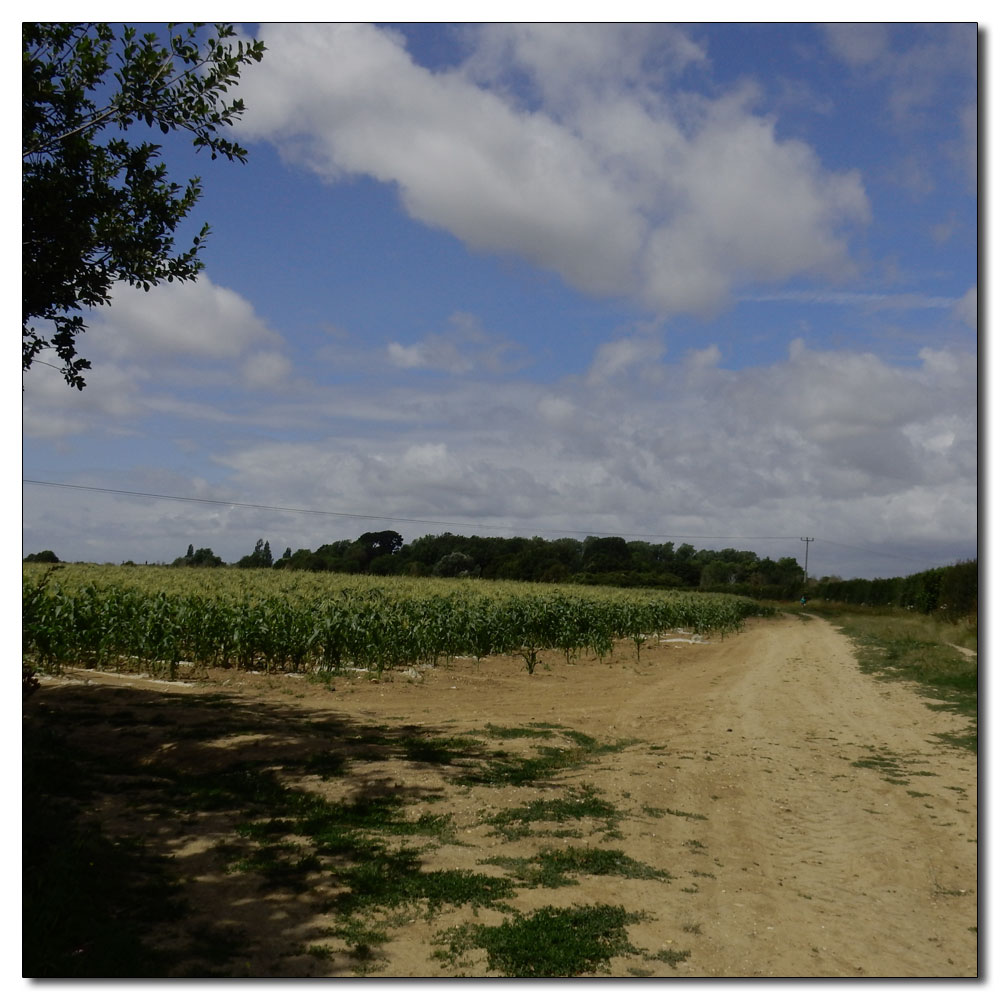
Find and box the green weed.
[483,785,624,840]
[456,727,636,787]
[433,904,644,977]
[482,846,671,887]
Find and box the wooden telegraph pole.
[800,537,814,589]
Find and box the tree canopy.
[22,22,265,388]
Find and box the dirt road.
[31,613,978,977]
[601,613,979,977]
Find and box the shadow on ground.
[23,678,515,977]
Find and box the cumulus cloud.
[685,344,722,369]
[24,327,977,577]
[21,357,145,438]
[953,286,977,329]
[236,22,870,318]
[241,350,294,389]
[463,22,708,111]
[822,23,891,66]
[586,336,665,383]
[172,335,976,566]
[91,276,282,361]
[822,23,976,128]
[22,276,290,437]
[386,311,527,374]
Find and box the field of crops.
[23,564,772,678]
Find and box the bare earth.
[34,613,978,978]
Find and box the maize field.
[23,563,772,678]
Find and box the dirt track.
[33,613,978,977]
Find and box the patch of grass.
[483,847,671,888]
[235,793,456,859]
[812,608,977,750]
[226,843,323,888]
[299,750,349,779]
[455,724,636,787]
[306,943,335,960]
[852,750,910,783]
[483,785,624,841]
[850,745,938,787]
[433,904,645,977]
[326,916,392,971]
[652,947,692,968]
[476,722,561,740]
[305,669,341,687]
[664,807,708,821]
[331,847,515,915]
[400,732,483,765]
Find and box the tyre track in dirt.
[606,613,977,977]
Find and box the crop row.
[23,568,771,677]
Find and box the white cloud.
[586,336,664,383]
[386,311,526,375]
[536,395,576,426]
[386,343,426,370]
[236,23,870,318]
[24,329,977,577]
[464,22,708,111]
[959,102,977,186]
[22,276,288,438]
[686,345,722,369]
[179,339,979,560]
[21,348,148,438]
[954,286,977,330]
[822,23,976,128]
[746,289,955,311]
[822,23,890,66]
[92,276,281,361]
[241,350,294,389]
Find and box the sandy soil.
[31,613,978,978]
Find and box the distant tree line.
[25,534,977,616]
[220,530,807,599]
[811,559,977,621]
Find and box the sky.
[19,17,981,582]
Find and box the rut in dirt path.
[611,615,977,977]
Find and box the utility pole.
[800,537,814,589]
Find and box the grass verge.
[808,605,977,751]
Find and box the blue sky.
[20,19,979,580]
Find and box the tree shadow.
[22,677,515,978]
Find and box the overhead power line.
[23,479,803,543]
[23,480,954,563]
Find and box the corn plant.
[23,565,771,678]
